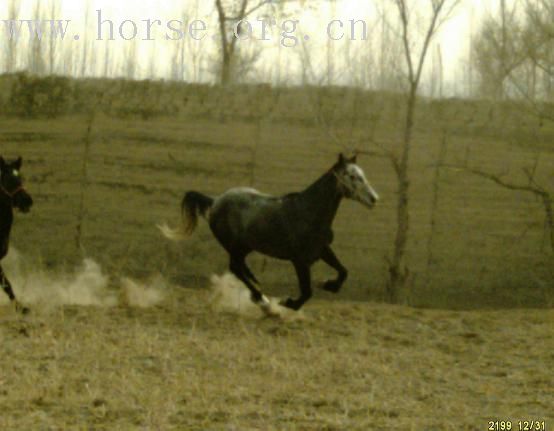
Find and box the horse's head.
[333,153,379,209]
[0,156,33,213]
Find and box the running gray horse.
[160,153,379,311]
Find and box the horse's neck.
[300,170,342,225]
[0,199,13,235]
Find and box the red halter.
[0,184,25,200]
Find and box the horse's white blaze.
[341,163,379,208]
[13,169,19,177]
[366,183,379,202]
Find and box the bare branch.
[440,163,553,253]
[228,0,273,20]
[414,0,448,86]
[395,0,415,83]
[441,163,540,193]
[215,0,229,58]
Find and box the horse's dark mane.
[282,192,300,200]
[300,168,341,223]
[0,197,13,222]
[0,178,14,238]
[279,167,343,230]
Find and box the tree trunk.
[386,84,417,303]
[221,53,232,86]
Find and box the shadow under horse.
[0,157,33,314]
[160,153,379,312]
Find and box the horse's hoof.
[260,295,270,306]
[280,298,300,311]
[260,304,281,318]
[320,280,340,293]
[14,302,30,315]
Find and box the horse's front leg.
[0,265,29,314]
[319,246,347,293]
[282,261,312,311]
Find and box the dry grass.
[1,282,552,430]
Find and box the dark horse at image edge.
[160,153,379,312]
[0,156,33,313]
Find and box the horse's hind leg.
[242,261,259,285]
[229,254,266,305]
[281,261,312,311]
[0,264,29,314]
[1,265,16,302]
[319,246,347,293]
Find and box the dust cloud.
[120,275,166,308]
[209,272,305,321]
[0,249,165,308]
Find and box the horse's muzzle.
[358,193,378,209]
[14,190,33,213]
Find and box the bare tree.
[384,0,460,303]
[4,0,21,73]
[215,0,246,84]
[441,161,553,255]
[214,0,285,85]
[472,0,554,102]
[102,40,113,77]
[61,37,74,76]
[122,40,138,80]
[375,0,404,91]
[472,0,554,116]
[464,5,476,97]
[430,44,444,98]
[170,10,188,81]
[521,0,554,101]
[47,0,61,75]
[472,0,526,100]
[455,0,554,263]
[326,0,337,86]
[188,0,205,82]
[76,110,95,254]
[80,2,93,77]
[27,2,45,75]
[148,40,158,80]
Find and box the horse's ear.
[15,157,22,170]
[349,154,357,164]
[338,153,346,165]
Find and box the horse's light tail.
[157,191,214,242]
[157,222,187,241]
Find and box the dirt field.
[1,279,552,430]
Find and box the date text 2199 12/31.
[488,420,547,431]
